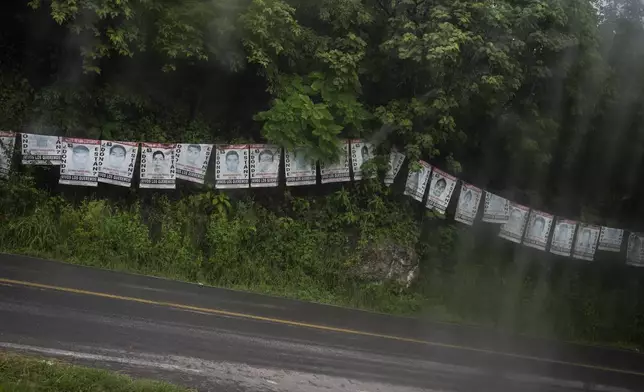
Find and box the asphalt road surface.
[1,254,643,392]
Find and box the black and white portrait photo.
[21,133,62,165]
[572,224,600,261]
[482,192,510,223]
[404,163,431,202]
[454,183,482,226]
[215,145,249,189]
[250,144,280,188]
[175,143,212,184]
[627,234,644,266]
[59,138,100,187]
[499,204,529,243]
[140,143,176,189]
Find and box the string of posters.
[0,132,642,267]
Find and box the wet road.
[0,254,643,391]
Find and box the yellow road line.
[1,277,643,377]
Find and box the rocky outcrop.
[354,241,419,287]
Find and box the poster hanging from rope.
[176,143,213,184]
[550,219,577,257]
[403,161,431,202]
[522,210,554,251]
[598,227,624,252]
[384,150,405,186]
[626,233,644,267]
[498,203,529,243]
[250,144,281,188]
[21,133,62,165]
[482,192,510,223]
[140,143,176,189]
[59,138,100,187]
[215,144,249,189]
[350,139,374,181]
[98,141,138,187]
[284,148,317,186]
[320,140,350,184]
[425,168,457,214]
[0,132,16,179]
[454,183,482,226]
[572,224,600,261]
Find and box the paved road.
[1,254,643,391]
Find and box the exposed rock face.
[355,241,419,287]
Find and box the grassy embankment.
[1,172,644,350]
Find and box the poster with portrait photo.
[572,224,600,261]
[21,133,62,165]
[59,138,100,187]
[384,150,405,186]
[403,161,431,202]
[598,227,624,252]
[626,233,644,267]
[140,143,176,189]
[97,141,138,187]
[284,148,317,186]
[498,203,529,244]
[549,219,577,257]
[0,132,16,179]
[320,141,350,184]
[350,139,375,181]
[454,183,482,226]
[425,168,457,214]
[215,144,249,189]
[250,144,281,188]
[482,192,510,223]
[522,210,554,251]
[176,143,213,184]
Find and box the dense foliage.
[2,0,644,348]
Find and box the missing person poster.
[215,144,249,189]
[350,139,374,181]
[0,132,16,179]
[404,161,431,202]
[250,144,281,187]
[522,210,554,251]
[59,138,100,187]
[498,203,529,243]
[176,143,213,184]
[598,227,624,252]
[626,233,644,267]
[384,150,405,186]
[454,183,482,226]
[320,141,350,184]
[21,133,62,165]
[572,224,600,261]
[284,148,317,186]
[98,141,138,187]
[425,168,457,214]
[140,143,176,189]
[482,192,510,223]
[550,219,577,257]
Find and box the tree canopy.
[1,0,644,229]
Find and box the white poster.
[454,183,482,226]
[384,150,405,186]
[176,143,213,184]
[250,144,281,188]
[98,141,138,187]
[550,219,577,257]
[572,224,600,261]
[598,227,624,252]
[59,138,100,187]
[350,139,374,181]
[626,233,644,267]
[425,168,457,214]
[320,141,350,184]
[482,192,510,223]
[140,143,176,189]
[522,210,554,251]
[498,203,529,243]
[215,144,249,189]
[284,148,317,186]
[21,133,62,165]
[0,132,16,178]
[404,161,431,202]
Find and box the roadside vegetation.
[0,351,192,392]
[1,0,644,350]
